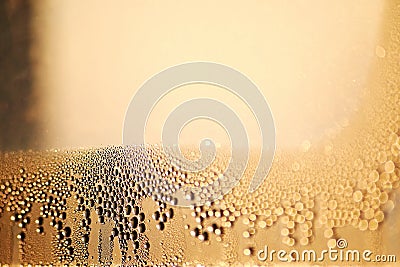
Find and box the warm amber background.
[30,0,386,150]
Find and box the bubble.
[282,236,290,245]
[367,182,377,194]
[324,228,334,238]
[258,221,267,229]
[358,220,368,231]
[364,208,375,220]
[280,215,289,224]
[300,223,309,232]
[374,210,385,223]
[281,228,289,236]
[327,239,336,249]
[275,207,284,216]
[303,229,313,238]
[243,248,252,256]
[292,162,300,172]
[354,159,364,171]
[301,140,311,153]
[287,238,295,247]
[295,214,305,224]
[379,191,389,204]
[380,173,390,184]
[377,152,387,164]
[384,161,395,173]
[242,231,250,238]
[306,200,315,209]
[287,207,297,217]
[300,237,309,246]
[248,228,256,235]
[368,219,379,231]
[383,200,395,212]
[265,218,274,227]
[353,191,363,202]
[391,143,400,156]
[17,232,26,241]
[369,170,380,183]
[198,233,208,242]
[328,200,337,210]
[375,45,386,58]
[214,228,222,236]
[319,215,328,225]
[370,199,380,209]
[305,211,314,221]
[295,202,304,211]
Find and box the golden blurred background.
[1,0,385,151]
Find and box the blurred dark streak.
[0,0,40,151]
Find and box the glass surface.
[1,1,399,266]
